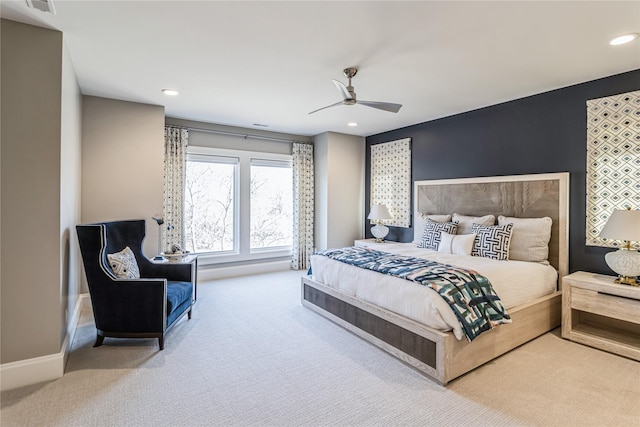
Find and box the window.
[250,159,293,249]
[184,155,238,253]
[184,147,293,262]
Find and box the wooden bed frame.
[302,172,569,385]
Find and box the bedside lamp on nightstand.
[368,204,392,243]
[599,207,640,286]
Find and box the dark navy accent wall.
[365,69,640,276]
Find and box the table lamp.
[368,204,392,243]
[598,207,640,286]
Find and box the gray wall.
[1,19,82,363]
[314,132,365,250]
[60,31,84,343]
[81,96,165,263]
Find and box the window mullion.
[238,155,251,255]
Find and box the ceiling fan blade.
[308,100,345,115]
[332,79,352,101]
[357,100,402,113]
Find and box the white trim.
[413,172,568,190]
[199,259,290,281]
[0,293,90,391]
[187,145,292,162]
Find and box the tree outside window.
[251,161,293,249]
[184,159,236,253]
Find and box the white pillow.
[452,213,496,235]
[438,232,476,256]
[107,246,140,279]
[413,212,452,243]
[498,215,552,264]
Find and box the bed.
[301,172,569,385]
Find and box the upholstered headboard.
[413,173,569,279]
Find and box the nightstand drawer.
[571,287,639,324]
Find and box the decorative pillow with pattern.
[413,212,453,243]
[471,223,513,260]
[418,219,458,250]
[107,246,140,279]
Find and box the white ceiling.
[2,1,639,137]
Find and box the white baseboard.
[199,259,291,281]
[0,293,89,391]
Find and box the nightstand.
[562,271,640,360]
[354,238,391,248]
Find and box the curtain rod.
[170,125,312,144]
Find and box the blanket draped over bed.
[315,247,511,341]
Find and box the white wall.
[81,96,165,261]
[314,132,365,250]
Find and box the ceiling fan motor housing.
[343,67,358,79]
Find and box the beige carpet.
[1,270,638,426]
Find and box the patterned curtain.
[292,142,314,270]
[163,126,188,253]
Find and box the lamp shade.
[368,204,392,220]
[599,209,640,242]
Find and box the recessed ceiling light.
[348,122,358,127]
[609,33,638,46]
[162,89,179,96]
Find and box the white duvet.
[310,242,558,340]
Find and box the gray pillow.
[498,216,552,264]
[452,213,496,235]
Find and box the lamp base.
[605,248,640,287]
[371,223,389,243]
[614,276,640,287]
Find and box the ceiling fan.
[309,67,402,115]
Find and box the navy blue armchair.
[76,220,194,350]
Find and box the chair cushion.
[107,246,140,279]
[166,281,193,315]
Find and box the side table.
[562,271,639,360]
[154,254,198,303]
[354,238,393,248]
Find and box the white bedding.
[310,242,558,340]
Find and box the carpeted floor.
[1,270,638,426]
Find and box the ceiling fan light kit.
[309,67,402,115]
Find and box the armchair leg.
[158,335,164,350]
[94,334,105,348]
[188,308,192,320]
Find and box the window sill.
[196,248,292,267]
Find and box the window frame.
[184,153,240,255]
[249,157,294,252]
[186,146,293,265]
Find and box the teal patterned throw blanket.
[317,246,511,341]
